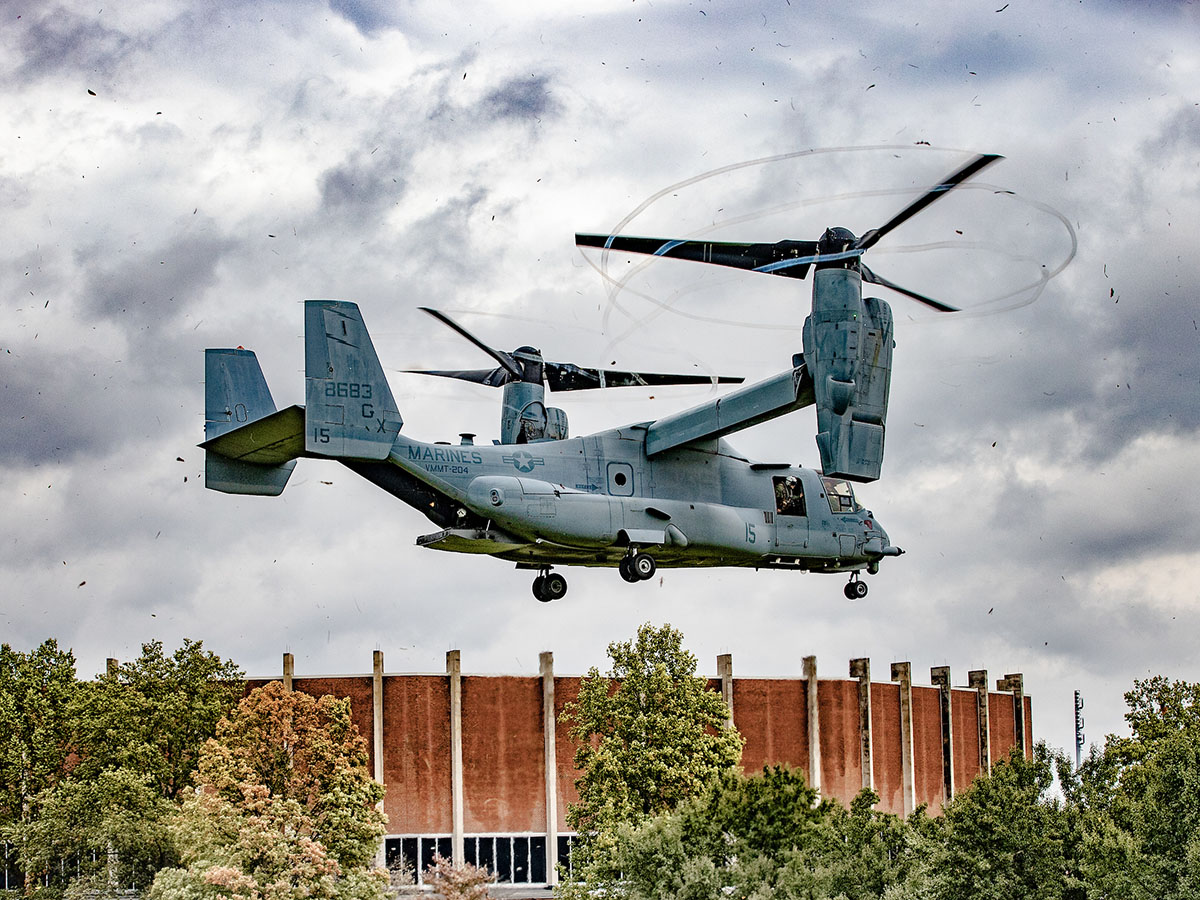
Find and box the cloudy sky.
[3,0,1199,761]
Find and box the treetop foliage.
[148,681,387,900]
[1107,675,1200,763]
[72,639,244,801]
[1,638,243,896]
[195,680,384,871]
[563,622,743,838]
[0,640,78,826]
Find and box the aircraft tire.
[533,576,550,602]
[632,552,656,580]
[844,580,868,600]
[543,572,568,601]
[618,558,640,583]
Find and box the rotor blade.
[405,367,513,387]
[855,153,1003,252]
[418,307,522,380]
[576,234,820,280]
[545,361,745,392]
[861,264,960,313]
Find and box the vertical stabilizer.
[205,349,277,440]
[304,300,403,459]
[203,349,297,495]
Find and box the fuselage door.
[772,474,810,551]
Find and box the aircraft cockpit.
[821,476,863,515]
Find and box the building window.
[385,834,569,885]
[2,842,21,891]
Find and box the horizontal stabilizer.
[200,405,305,465]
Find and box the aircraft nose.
[862,518,902,557]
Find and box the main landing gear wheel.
[619,551,657,583]
[844,578,869,600]
[631,552,656,580]
[533,570,568,602]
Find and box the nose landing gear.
[844,575,869,600]
[618,550,657,584]
[533,568,568,602]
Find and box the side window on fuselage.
[773,476,806,517]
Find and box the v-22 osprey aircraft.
[201,154,1000,601]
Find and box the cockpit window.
[821,477,861,514]
[773,476,806,517]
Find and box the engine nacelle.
[803,266,894,483]
[500,381,570,443]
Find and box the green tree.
[614,766,828,900]
[1066,677,1200,899]
[924,744,1082,900]
[559,623,741,892]
[4,640,242,897]
[0,640,79,895]
[563,623,743,838]
[676,765,827,865]
[15,769,175,896]
[605,766,929,900]
[784,789,923,900]
[0,641,78,827]
[70,640,244,801]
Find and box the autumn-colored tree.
[148,681,387,900]
[424,855,494,900]
[151,787,350,900]
[196,680,385,869]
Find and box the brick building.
[248,650,1032,889]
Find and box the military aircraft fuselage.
[354,426,891,573]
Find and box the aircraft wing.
[644,364,814,456]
